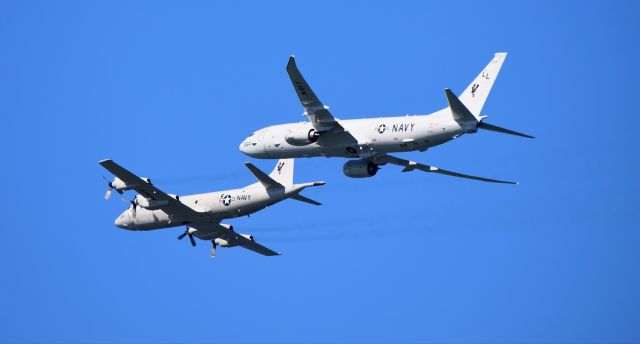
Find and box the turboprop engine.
[132,194,169,210]
[284,127,320,146]
[343,159,380,178]
[214,234,254,247]
[103,176,152,200]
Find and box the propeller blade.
[177,231,188,240]
[103,176,114,200]
[120,197,136,216]
[211,241,217,258]
[188,234,196,247]
[130,200,137,217]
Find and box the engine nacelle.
[214,234,253,247]
[214,224,234,247]
[219,224,234,231]
[134,194,169,210]
[214,238,231,247]
[285,128,319,146]
[240,234,254,241]
[110,177,152,193]
[343,159,379,178]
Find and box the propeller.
[122,197,137,217]
[103,176,113,200]
[211,240,217,258]
[102,176,124,200]
[178,228,196,247]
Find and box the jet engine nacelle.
[284,128,319,146]
[343,159,380,178]
[134,194,169,210]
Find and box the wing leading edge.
[286,56,362,149]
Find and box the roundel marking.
[221,194,232,206]
[377,124,386,134]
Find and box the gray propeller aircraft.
[100,158,324,258]
[240,53,533,183]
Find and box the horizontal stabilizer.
[478,122,535,139]
[290,193,322,206]
[244,163,282,189]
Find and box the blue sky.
[1,1,639,343]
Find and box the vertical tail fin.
[269,159,294,186]
[458,52,507,119]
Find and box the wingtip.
[99,158,112,165]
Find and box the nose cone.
[114,214,129,229]
[239,136,268,158]
[239,139,249,154]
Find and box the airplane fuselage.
[240,108,467,159]
[115,183,304,231]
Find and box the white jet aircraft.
[240,53,533,183]
[100,158,324,258]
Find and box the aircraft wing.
[374,154,517,184]
[99,159,208,220]
[188,222,281,256]
[231,234,281,256]
[287,56,337,131]
[287,56,361,148]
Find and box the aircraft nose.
[239,138,258,157]
[114,215,128,229]
[239,132,269,158]
[239,140,248,154]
